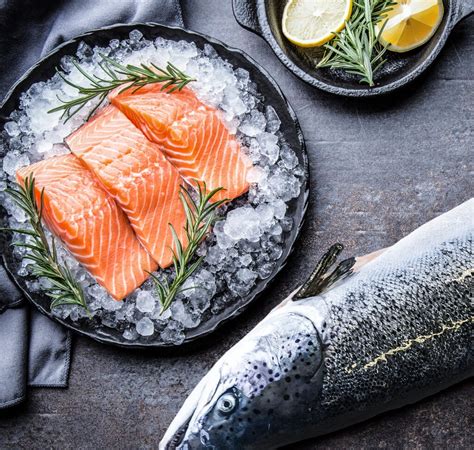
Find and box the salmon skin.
[110,84,251,202]
[66,106,187,269]
[16,154,157,300]
[161,199,473,449]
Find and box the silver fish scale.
[321,236,473,413]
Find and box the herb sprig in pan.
[318,0,395,86]
[2,175,89,313]
[150,183,227,312]
[48,55,196,122]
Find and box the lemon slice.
[376,0,444,53]
[282,0,353,47]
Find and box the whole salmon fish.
[161,199,473,449]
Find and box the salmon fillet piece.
[110,85,251,202]
[65,106,187,269]
[16,154,157,300]
[109,84,201,143]
[165,109,251,200]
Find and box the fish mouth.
[160,369,221,450]
[159,383,201,450]
[162,416,191,450]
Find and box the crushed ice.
[0,31,304,345]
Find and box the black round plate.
[0,23,309,348]
[233,0,473,97]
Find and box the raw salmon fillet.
[16,154,157,300]
[110,85,251,201]
[66,106,187,268]
[109,83,201,143]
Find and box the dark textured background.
[1,0,473,448]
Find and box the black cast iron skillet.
[233,0,474,96]
[0,23,309,349]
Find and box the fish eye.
[217,392,238,415]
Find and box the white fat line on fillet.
[202,119,225,185]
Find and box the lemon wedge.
[282,0,353,47]
[376,0,444,53]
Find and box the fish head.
[160,309,324,449]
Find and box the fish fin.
[294,243,355,300]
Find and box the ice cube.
[17,258,31,276]
[129,29,144,42]
[268,244,283,261]
[101,296,123,311]
[210,296,227,314]
[77,41,93,60]
[239,110,266,137]
[267,168,300,202]
[270,223,283,236]
[235,68,250,87]
[4,121,20,137]
[280,144,298,169]
[281,217,293,232]
[3,151,30,177]
[257,132,279,164]
[272,199,287,220]
[214,220,236,249]
[136,317,155,336]
[205,246,225,265]
[265,106,281,133]
[170,299,200,329]
[189,294,211,314]
[258,262,274,279]
[123,326,139,341]
[152,304,171,321]
[53,305,72,320]
[246,166,266,184]
[236,268,257,285]
[239,254,252,267]
[256,203,275,224]
[237,239,260,253]
[160,320,185,344]
[203,44,218,59]
[136,290,156,313]
[222,86,247,116]
[109,39,120,49]
[228,280,252,296]
[39,277,53,290]
[223,206,262,242]
[10,202,27,223]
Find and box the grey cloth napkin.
[0,303,72,408]
[0,0,184,95]
[0,0,184,409]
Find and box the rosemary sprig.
[150,183,227,312]
[317,0,395,86]
[48,54,196,122]
[2,175,89,314]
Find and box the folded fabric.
[0,264,72,408]
[0,0,184,95]
[0,0,184,409]
[0,305,72,408]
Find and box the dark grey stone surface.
[0,0,473,448]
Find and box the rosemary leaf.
[150,183,227,312]
[2,175,90,315]
[317,0,395,86]
[48,55,196,122]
